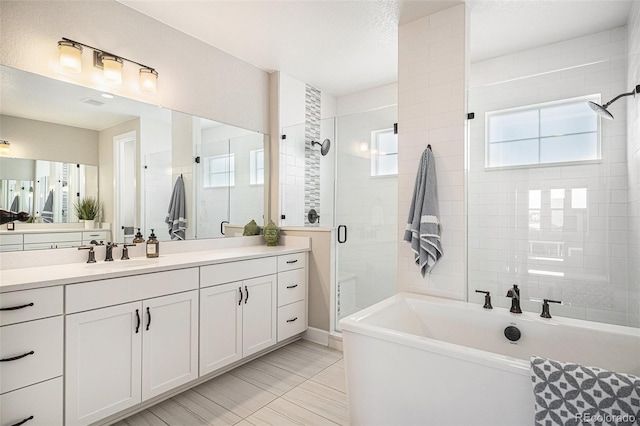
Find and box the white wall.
[336,83,398,117]
[0,115,99,165]
[397,5,467,300]
[0,0,269,134]
[627,2,640,327]
[467,27,630,325]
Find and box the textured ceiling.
[119,0,632,97]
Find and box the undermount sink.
[85,258,158,269]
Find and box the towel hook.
[427,144,432,151]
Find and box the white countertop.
[0,244,309,293]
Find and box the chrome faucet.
[105,242,118,262]
[506,284,522,314]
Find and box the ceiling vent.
[81,98,105,107]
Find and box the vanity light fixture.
[57,37,158,93]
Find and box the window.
[371,129,398,176]
[204,154,234,187]
[250,149,264,185]
[485,96,600,168]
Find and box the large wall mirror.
[0,65,269,249]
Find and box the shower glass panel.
[335,105,398,330]
[280,123,306,226]
[196,139,230,238]
[466,30,636,327]
[144,150,172,241]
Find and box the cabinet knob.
[286,284,298,289]
[0,302,34,311]
[286,317,298,323]
[1,350,35,362]
[10,415,34,426]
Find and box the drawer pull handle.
[245,285,249,304]
[0,302,34,311]
[238,287,243,305]
[286,284,298,289]
[135,309,141,333]
[146,307,151,331]
[1,351,35,362]
[11,415,34,426]
[286,317,298,323]
[286,259,298,264]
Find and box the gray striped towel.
[403,147,443,277]
[165,175,187,240]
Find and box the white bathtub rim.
[340,292,640,378]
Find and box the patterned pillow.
[531,356,640,426]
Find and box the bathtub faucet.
[506,285,522,314]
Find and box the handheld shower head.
[588,84,639,120]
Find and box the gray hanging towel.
[165,175,186,240]
[403,147,443,277]
[531,356,640,426]
[42,190,54,223]
[10,195,19,212]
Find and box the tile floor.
[114,340,348,426]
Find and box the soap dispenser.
[146,229,159,258]
[133,228,145,244]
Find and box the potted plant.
[74,197,100,229]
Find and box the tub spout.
[506,285,522,314]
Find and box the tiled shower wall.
[468,27,632,325]
[397,5,467,299]
[304,85,321,226]
[627,3,640,327]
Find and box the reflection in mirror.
[0,65,269,250]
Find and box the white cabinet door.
[199,282,242,376]
[242,274,277,357]
[65,302,142,426]
[141,290,199,401]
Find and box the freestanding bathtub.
[340,293,640,426]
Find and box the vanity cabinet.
[200,258,277,376]
[276,253,308,342]
[65,269,199,426]
[0,286,64,426]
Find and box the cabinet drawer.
[277,300,306,342]
[277,268,306,307]
[0,244,22,252]
[201,257,277,287]
[0,316,63,394]
[277,252,306,272]
[66,268,199,314]
[23,232,82,244]
[0,377,63,426]
[0,286,63,326]
[0,234,23,245]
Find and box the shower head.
[311,138,331,156]
[587,101,614,120]
[587,84,639,120]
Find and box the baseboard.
[328,332,343,351]
[302,326,330,346]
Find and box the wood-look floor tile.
[193,373,278,418]
[114,409,168,426]
[172,389,242,425]
[148,397,211,426]
[229,359,307,396]
[260,343,341,378]
[234,420,256,426]
[282,380,349,425]
[310,363,346,393]
[246,398,339,426]
[288,340,343,362]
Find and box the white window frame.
[204,153,235,188]
[250,149,264,186]
[485,94,601,169]
[370,128,398,177]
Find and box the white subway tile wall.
[627,3,640,327]
[468,26,634,326]
[397,4,466,299]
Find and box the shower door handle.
[220,221,229,235]
[337,225,347,244]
